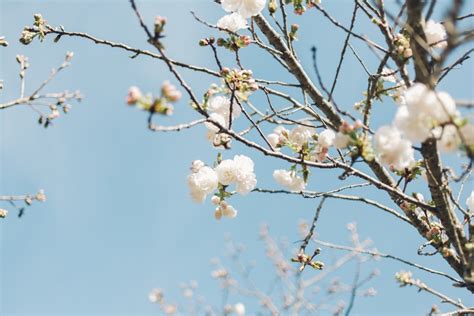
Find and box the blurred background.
[1,0,473,315]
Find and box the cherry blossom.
[217,13,248,32]
[288,125,314,148]
[221,0,267,18]
[273,169,306,192]
[318,129,336,148]
[374,125,415,171]
[424,20,447,49]
[188,165,219,203]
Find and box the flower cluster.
[187,155,257,220]
[216,35,252,51]
[393,33,413,59]
[268,124,367,190]
[188,161,218,203]
[396,83,458,142]
[215,155,257,195]
[126,81,181,116]
[395,270,414,286]
[221,68,258,99]
[19,14,47,45]
[291,251,324,271]
[394,83,463,144]
[373,82,473,171]
[215,1,261,52]
[374,125,415,171]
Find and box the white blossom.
[267,126,289,149]
[374,125,415,171]
[215,155,257,194]
[207,95,241,123]
[222,0,266,18]
[466,191,474,211]
[215,159,238,185]
[394,83,458,142]
[394,105,432,142]
[127,86,141,105]
[318,129,336,148]
[268,133,280,149]
[190,160,205,173]
[233,155,257,195]
[217,13,248,32]
[334,132,351,149]
[424,20,447,49]
[288,125,314,147]
[273,169,306,192]
[188,166,219,203]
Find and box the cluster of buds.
[39,90,82,128]
[268,0,278,14]
[393,33,413,59]
[154,16,166,39]
[286,0,321,15]
[198,37,215,47]
[23,189,47,206]
[334,120,361,146]
[395,270,415,286]
[0,36,8,47]
[220,68,258,99]
[19,14,47,45]
[291,250,324,271]
[16,55,29,79]
[216,35,252,51]
[337,120,374,161]
[289,24,299,41]
[207,131,232,149]
[1,189,47,219]
[211,196,237,220]
[126,81,181,116]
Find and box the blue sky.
[1,0,473,315]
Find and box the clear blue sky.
[1,0,473,315]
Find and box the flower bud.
[211,196,220,205]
